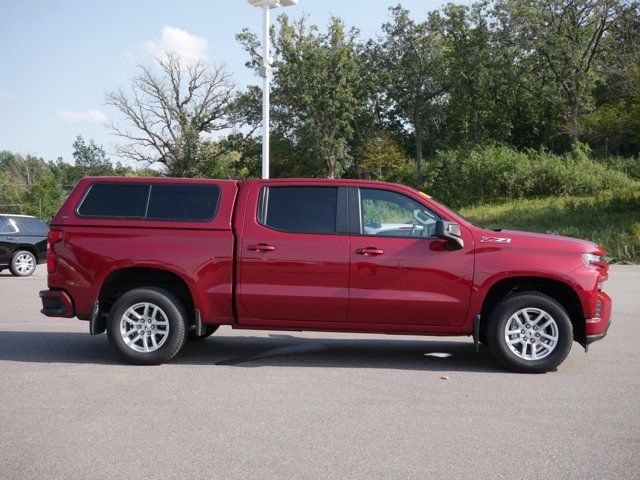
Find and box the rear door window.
[258,186,338,234]
[13,217,48,235]
[146,184,220,221]
[77,184,150,219]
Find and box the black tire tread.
[487,290,573,373]
[106,287,188,365]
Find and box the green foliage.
[0,169,24,213]
[584,63,640,156]
[422,143,638,207]
[355,133,413,181]
[23,176,66,220]
[378,5,447,178]
[462,188,640,263]
[493,0,625,141]
[48,136,114,187]
[595,155,640,181]
[238,15,360,178]
[194,141,253,180]
[1,138,159,220]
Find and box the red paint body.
[42,177,611,346]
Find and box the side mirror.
[434,220,464,250]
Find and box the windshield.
[424,196,474,226]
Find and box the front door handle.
[355,247,384,256]
[247,243,276,252]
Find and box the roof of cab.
[80,176,238,185]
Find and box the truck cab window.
[259,186,338,234]
[359,188,440,238]
[77,184,149,219]
[146,184,220,221]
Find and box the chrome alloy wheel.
[504,307,559,361]
[120,302,170,353]
[14,253,35,275]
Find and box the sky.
[0,0,448,165]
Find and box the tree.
[72,136,111,173]
[238,15,359,178]
[379,6,447,180]
[494,0,627,142]
[439,3,507,145]
[0,169,24,213]
[356,132,412,181]
[0,151,51,190]
[349,40,398,175]
[49,136,114,187]
[106,52,235,176]
[23,176,66,221]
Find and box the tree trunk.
[567,99,580,142]
[415,124,423,182]
[326,157,335,179]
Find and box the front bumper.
[584,291,612,347]
[39,290,74,318]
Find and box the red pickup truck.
[40,177,611,372]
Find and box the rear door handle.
[247,243,276,252]
[355,247,384,256]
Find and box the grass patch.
[460,189,640,263]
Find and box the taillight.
[47,230,63,250]
[47,230,64,273]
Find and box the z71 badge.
[480,236,512,244]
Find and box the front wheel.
[487,291,573,373]
[106,287,188,365]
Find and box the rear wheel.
[487,291,573,373]
[106,287,187,365]
[10,250,36,276]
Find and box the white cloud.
[0,90,14,103]
[57,109,108,124]
[144,25,208,62]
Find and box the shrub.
[421,143,638,207]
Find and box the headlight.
[582,252,605,267]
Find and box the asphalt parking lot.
[0,266,639,479]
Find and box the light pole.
[248,0,298,179]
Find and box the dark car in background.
[0,214,48,276]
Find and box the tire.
[487,291,573,373]
[10,250,37,276]
[187,324,219,341]
[106,287,188,365]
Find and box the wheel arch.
[98,266,199,325]
[479,276,585,345]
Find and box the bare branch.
[106,53,236,176]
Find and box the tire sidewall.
[10,250,36,276]
[488,292,573,373]
[106,287,187,365]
